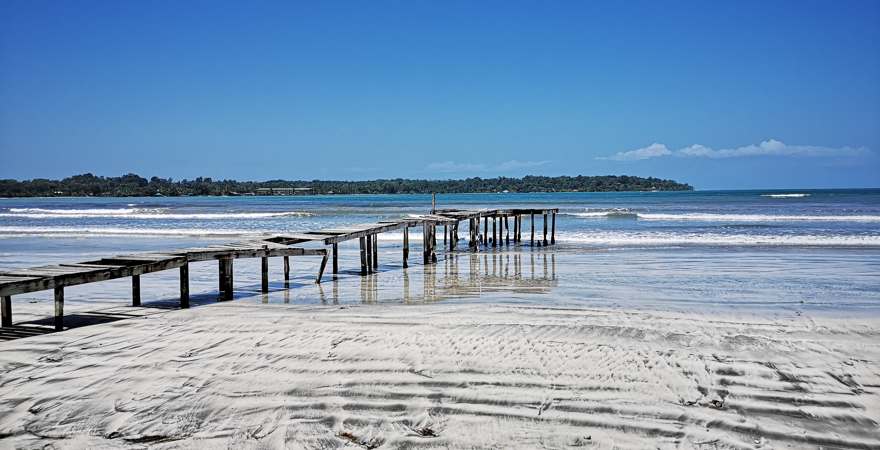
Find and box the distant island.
[0,173,693,197]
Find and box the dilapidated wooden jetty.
[0,207,557,331]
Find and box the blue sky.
[1,1,878,189]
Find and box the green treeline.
[0,173,693,197]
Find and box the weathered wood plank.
[0,276,51,297]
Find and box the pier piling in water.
[403,226,410,268]
[530,213,535,246]
[543,213,549,246]
[372,234,378,270]
[261,256,269,293]
[359,237,367,275]
[0,206,556,331]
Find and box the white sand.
[1,300,878,449]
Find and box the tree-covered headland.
[0,173,692,197]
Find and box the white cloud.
[599,139,870,161]
[598,143,672,161]
[426,161,487,172]
[426,160,552,173]
[497,159,552,170]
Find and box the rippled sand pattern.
[1,303,878,449]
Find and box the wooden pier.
[0,207,557,331]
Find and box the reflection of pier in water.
[355,251,558,304]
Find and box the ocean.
[1,189,878,319]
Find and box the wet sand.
[0,246,879,448]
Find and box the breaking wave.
[0,226,255,237]
[1,208,313,219]
[559,231,880,247]
[761,193,811,198]
[569,210,880,222]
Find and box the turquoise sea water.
[0,189,878,317]
[1,189,879,245]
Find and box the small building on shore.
[254,187,312,196]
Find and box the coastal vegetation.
[0,173,692,197]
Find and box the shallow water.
[1,190,878,321]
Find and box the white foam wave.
[1,208,313,219]
[559,231,880,247]
[9,208,149,215]
[570,211,880,222]
[354,230,880,248]
[761,193,811,198]
[0,226,254,237]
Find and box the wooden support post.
[551,212,556,245]
[444,225,447,246]
[372,234,378,269]
[218,259,224,293]
[332,243,339,274]
[1,295,11,327]
[54,286,64,331]
[180,263,190,308]
[492,216,497,247]
[261,256,269,293]
[505,215,510,244]
[365,235,373,274]
[359,236,368,275]
[483,217,488,245]
[530,213,535,246]
[450,224,455,251]
[403,226,409,268]
[283,256,290,281]
[513,215,519,242]
[543,213,549,246]
[423,223,430,264]
[132,275,141,306]
[518,215,522,242]
[431,224,438,263]
[317,252,328,284]
[219,257,234,300]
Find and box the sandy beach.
[3,0,879,446]
[1,276,878,449]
